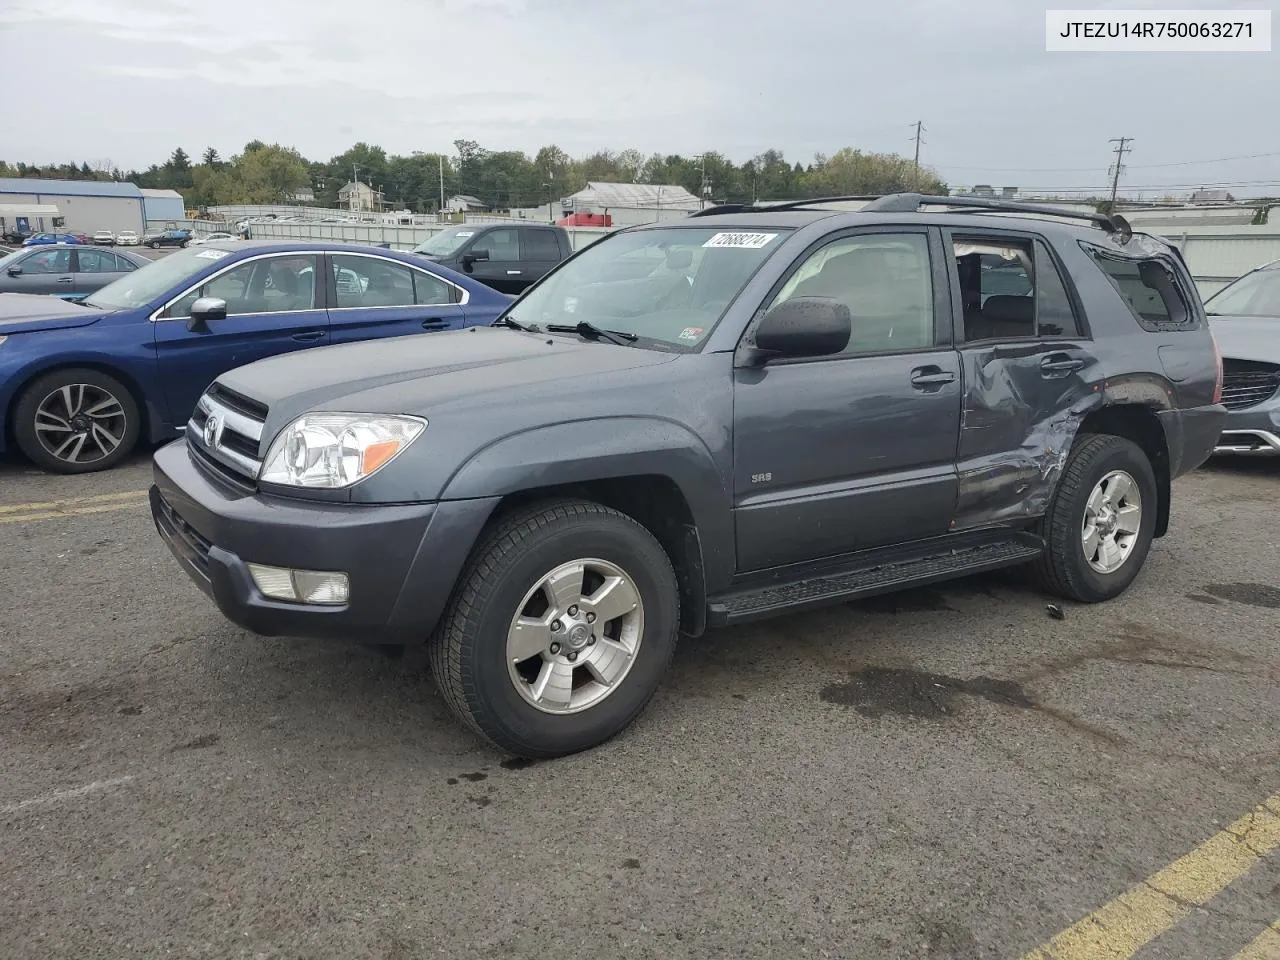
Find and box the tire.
[148,241,160,249]
[1032,433,1157,603]
[13,368,141,474]
[429,499,680,758]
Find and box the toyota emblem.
[204,414,221,448]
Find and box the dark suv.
[411,222,572,295]
[150,193,1226,759]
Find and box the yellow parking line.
[0,490,148,515]
[1022,794,1280,960]
[0,490,149,524]
[1231,921,1280,960]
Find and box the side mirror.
[462,249,490,267]
[747,296,851,363]
[7,266,21,277]
[187,296,227,332]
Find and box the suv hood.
[218,325,677,416]
[0,293,107,333]
[1209,315,1280,363]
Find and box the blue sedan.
[23,232,86,246]
[0,240,513,473]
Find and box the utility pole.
[1108,137,1132,209]
[438,155,445,216]
[699,153,711,210]
[911,120,925,188]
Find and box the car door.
[326,252,468,343]
[152,252,330,424]
[72,248,132,297]
[732,227,963,571]
[3,247,75,295]
[942,227,1098,530]
[460,227,523,294]
[518,227,565,290]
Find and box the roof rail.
[685,195,882,218]
[861,192,1132,239]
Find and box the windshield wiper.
[546,321,638,346]
[496,315,539,332]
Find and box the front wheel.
[1033,433,1157,603]
[12,368,141,474]
[429,500,680,758]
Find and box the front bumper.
[1214,400,1280,456]
[150,439,499,643]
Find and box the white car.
[92,230,116,245]
[190,232,236,245]
[116,230,139,245]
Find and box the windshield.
[507,226,789,349]
[0,248,25,270]
[414,227,480,257]
[1204,266,1280,317]
[83,247,233,310]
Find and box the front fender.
[439,416,735,585]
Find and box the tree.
[234,143,311,203]
[202,147,222,168]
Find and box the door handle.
[291,330,325,342]
[910,366,957,387]
[506,270,522,275]
[1040,353,1085,375]
[421,318,449,329]
[56,276,74,283]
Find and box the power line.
[934,149,1280,174]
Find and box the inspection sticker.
[455,230,474,237]
[702,231,777,249]
[678,326,704,342]
[194,249,231,260]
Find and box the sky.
[1,0,1277,197]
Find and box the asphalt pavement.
[1,449,1277,960]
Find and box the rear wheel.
[1033,433,1157,602]
[429,500,679,758]
[13,368,140,474]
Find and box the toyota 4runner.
[150,193,1226,758]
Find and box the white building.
[337,180,384,212]
[0,177,148,235]
[562,181,704,226]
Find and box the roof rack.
[861,192,1132,239]
[688,192,1132,240]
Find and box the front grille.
[1221,359,1280,411]
[187,384,268,484]
[155,491,212,577]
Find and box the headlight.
[258,413,426,488]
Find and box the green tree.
[234,143,311,203]
[201,147,222,168]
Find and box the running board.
[707,537,1043,627]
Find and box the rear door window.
[522,228,562,261]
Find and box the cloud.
[0,0,1273,195]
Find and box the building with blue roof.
[0,177,166,236]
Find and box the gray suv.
[150,193,1226,758]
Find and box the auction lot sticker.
[703,232,777,249]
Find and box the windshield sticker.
[563,296,578,313]
[455,231,474,237]
[678,326,704,342]
[702,232,777,250]
[194,249,231,260]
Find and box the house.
[446,194,488,213]
[1190,188,1236,204]
[337,180,384,212]
[291,186,316,204]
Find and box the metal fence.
[230,219,613,252]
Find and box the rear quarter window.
[1081,243,1197,331]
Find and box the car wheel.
[13,368,141,474]
[1032,433,1157,603]
[429,499,680,758]
[148,241,159,249]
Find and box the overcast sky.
[1,0,1276,196]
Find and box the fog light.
[247,563,350,605]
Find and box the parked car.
[1202,257,1280,455]
[411,222,572,295]
[23,232,84,246]
[142,228,192,249]
[148,194,1225,759]
[190,232,236,245]
[116,230,140,246]
[2,227,34,245]
[93,230,116,246]
[0,244,149,299]
[0,240,512,473]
